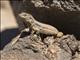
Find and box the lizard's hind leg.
[31,30,35,34]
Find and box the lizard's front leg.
[11,28,30,45]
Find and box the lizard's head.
[19,12,34,23]
[19,12,31,19]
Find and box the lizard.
[19,12,63,37]
[10,12,63,46]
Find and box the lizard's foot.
[57,32,63,38]
[21,28,29,33]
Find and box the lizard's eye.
[23,14,27,17]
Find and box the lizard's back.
[33,20,59,35]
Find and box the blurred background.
[0,0,20,50]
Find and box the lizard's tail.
[57,32,63,38]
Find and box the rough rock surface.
[1,33,80,60]
[31,0,80,11]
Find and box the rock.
[1,34,79,60]
[72,52,80,60]
[31,0,80,11]
[43,44,72,60]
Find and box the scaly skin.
[19,12,63,37]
